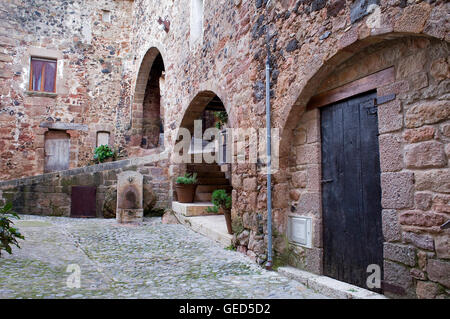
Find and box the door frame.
[44,129,71,173]
[304,67,397,292]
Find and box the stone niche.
[116,171,143,224]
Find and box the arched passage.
[280,34,449,298]
[131,47,165,150]
[172,90,232,213]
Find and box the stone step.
[173,212,233,247]
[172,201,217,217]
[195,192,212,202]
[187,164,221,172]
[196,184,232,193]
[197,177,229,185]
[194,171,225,178]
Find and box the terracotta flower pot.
[220,207,233,234]
[175,183,197,203]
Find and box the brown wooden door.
[71,186,97,218]
[321,91,383,291]
[44,130,70,173]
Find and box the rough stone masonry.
[0,0,449,299]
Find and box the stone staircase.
[186,163,232,202]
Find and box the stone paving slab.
[0,215,326,299]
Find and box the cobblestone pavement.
[0,215,326,299]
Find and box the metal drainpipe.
[265,46,273,271]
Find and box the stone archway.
[173,90,232,201]
[280,35,449,298]
[130,47,166,153]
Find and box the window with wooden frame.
[29,57,57,93]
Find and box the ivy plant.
[94,145,115,163]
[0,202,25,257]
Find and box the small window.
[102,10,111,23]
[29,57,57,93]
[97,131,110,147]
[190,0,204,47]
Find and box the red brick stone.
[416,281,440,299]
[427,260,450,288]
[403,126,435,143]
[430,57,450,82]
[435,235,450,259]
[291,170,306,188]
[440,123,450,138]
[289,189,301,201]
[414,192,432,210]
[404,141,446,169]
[431,194,450,214]
[393,2,432,34]
[406,101,450,129]
[415,169,450,194]
[398,210,445,227]
[242,177,257,192]
[273,183,288,209]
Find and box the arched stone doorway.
[142,53,164,149]
[171,91,233,242]
[174,90,232,202]
[130,47,165,154]
[280,35,449,298]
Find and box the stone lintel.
[39,122,89,132]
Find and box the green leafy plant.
[206,205,219,214]
[94,145,115,163]
[225,244,236,251]
[211,189,231,210]
[0,202,25,257]
[214,111,228,129]
[175,172,198,184]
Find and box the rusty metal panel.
[44,130,70,173]
[71,186,97,218]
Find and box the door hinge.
[363,99,378,115]
[321,179,333,184]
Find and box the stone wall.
[0,0,134,180]
[109,0,449,298]
[0,154,170,218]
[0,0,448,299]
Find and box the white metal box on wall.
[287,215,312,248]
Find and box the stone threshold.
[278,266,387,299]
[172,201,215,217]
[173,209,232,247]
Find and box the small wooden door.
[321,91,383,290]
[44,130,70,173]
[71,186,97,218]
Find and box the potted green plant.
[94,145,115,163]
[175,173,198,203]
[210,189,232,234]
[214,111,228,130]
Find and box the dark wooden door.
[321,91,383,290]
[70,186,97,218]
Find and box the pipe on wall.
[265,47,273,271]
